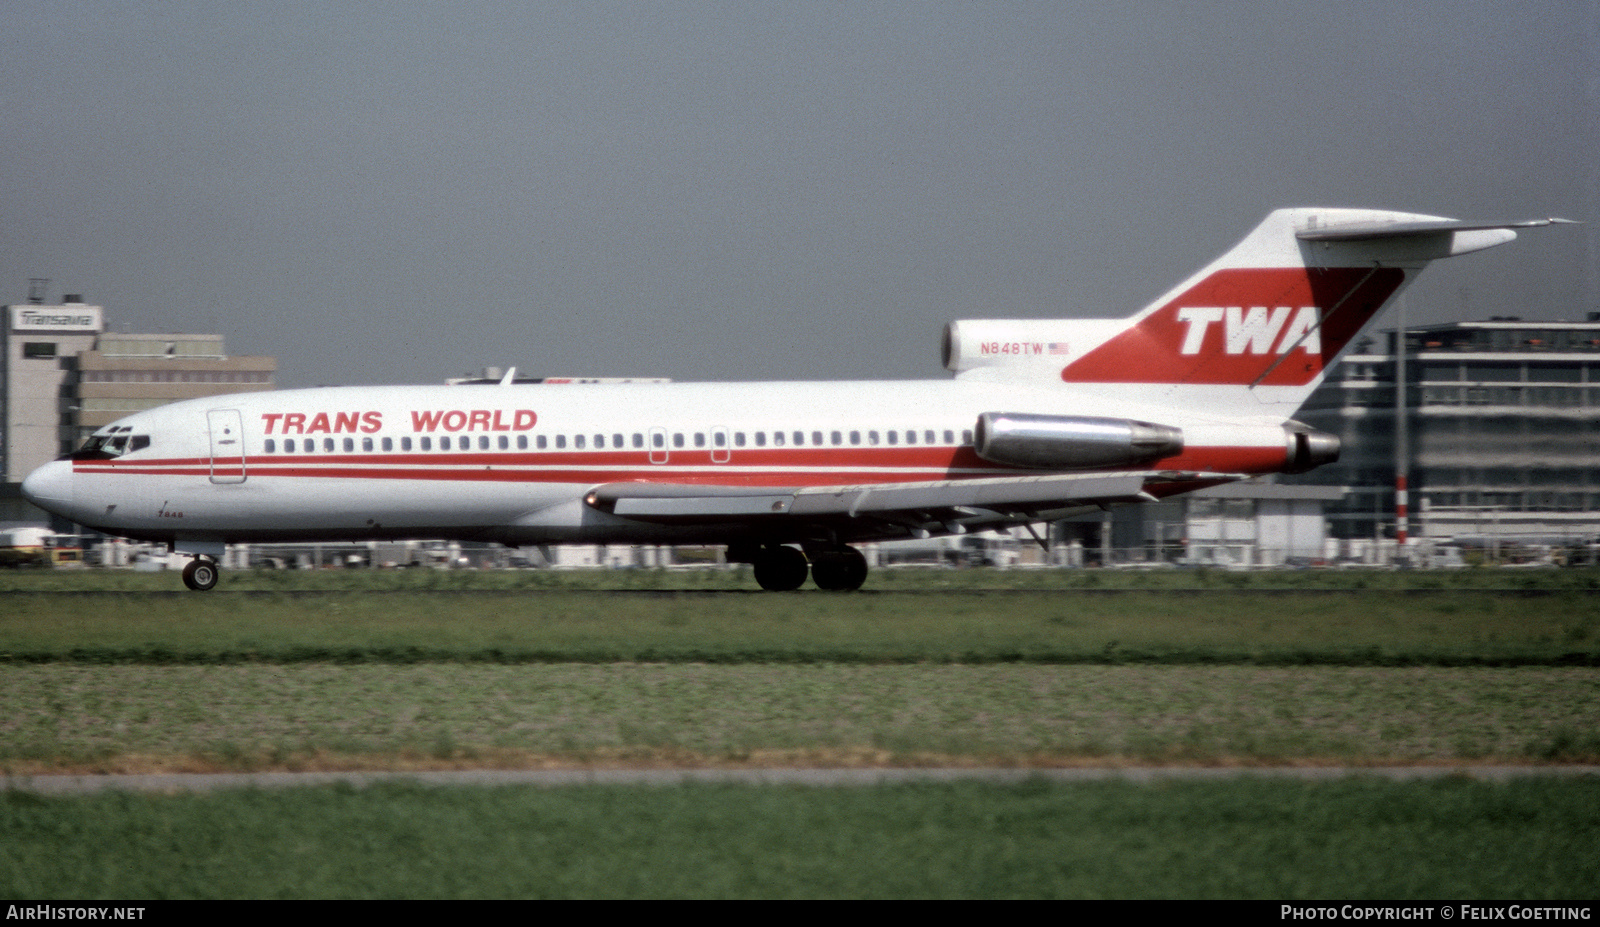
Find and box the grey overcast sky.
[2,1,1594,388]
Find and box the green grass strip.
[2,777,1596,898]
[9,564,1600,594]
[3,586,1596,666]
[5,665,1596,767]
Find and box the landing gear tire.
[182,558,219,592]
[752,546,809,591]
[811,547,868,592]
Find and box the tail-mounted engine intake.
[974,412,1184,470]
[1283,423,1340,474]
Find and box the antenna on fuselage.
[498,367,517,386]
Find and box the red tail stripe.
[1060,267,1405,386]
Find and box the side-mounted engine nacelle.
[1283,422,1340,474]
[974,412,1184,470]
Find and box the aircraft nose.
[20,460,75,514]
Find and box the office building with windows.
[3,298,105,486]
[1288,316,1600,548]
[74,333,276,448]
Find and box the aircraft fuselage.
[22,378,1291,551]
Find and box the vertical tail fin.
[947,209,1569,416]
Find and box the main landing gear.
[181,557,219,591]
[734,544,869,592]
[810,547,869,591]
[751,545,809,591]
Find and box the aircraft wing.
[585,472,1176,540]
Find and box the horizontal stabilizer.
[1296,217,1577,241]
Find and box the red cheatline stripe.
[72,444,1290,483]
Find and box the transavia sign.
[8,304,104,332]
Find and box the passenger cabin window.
[265,439,276,453]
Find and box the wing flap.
[588,473,1153,525]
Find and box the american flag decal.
[1047,342,1070,355]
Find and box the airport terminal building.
[1285,316,1600,555]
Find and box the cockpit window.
[67,429,150,460]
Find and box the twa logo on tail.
[1060,267,1406,387]
[1176,306,1321,356]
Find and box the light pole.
[1393,297,1411,567]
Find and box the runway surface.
[5,765,1597,794]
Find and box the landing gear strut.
[181,557,219,591]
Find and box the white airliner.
[22,208,1570,591]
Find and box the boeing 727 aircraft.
[21,208,1570,590]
